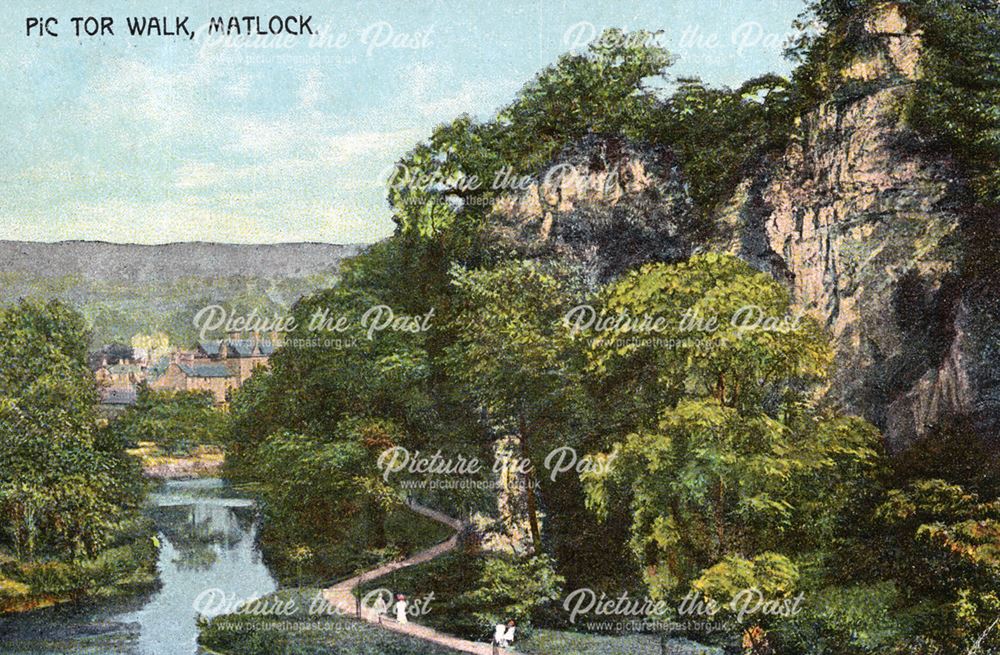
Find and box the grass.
[0,516,159,614]
[199,588,464,655]
[518,629,720,655]
[127,441,225,479]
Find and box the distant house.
[151,361,238,405]
[98,386,138,418]
[94,332,275,407]
[196,334,275,384]
[101,386,138,406]
[95,362,143,387]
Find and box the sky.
[0,0,808,245]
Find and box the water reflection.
[0,478,277,655]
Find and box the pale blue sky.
[0,1,807,244]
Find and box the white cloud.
[298,69,325,110]
[399,62,517,120]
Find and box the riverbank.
[0,515,159,616]
[128,441,225,479]
[0,478,278,654]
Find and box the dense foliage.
[110,386,228,454]
[225,6,1000,653]
[0,299,156,609]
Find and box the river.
[0,478,278,655]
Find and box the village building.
[97,386,138,419]
[94,362,144,387]
[150,360,239,405]
[100,386,138,406]
[196,335,275,384]
[94,333,276,408]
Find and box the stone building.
[94,333,275,408]
[196,335,275,384]
[150,360,239,405]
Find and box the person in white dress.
[494,619,516,649]
[394,594,409,623]
[372,592,389,623]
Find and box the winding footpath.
[323,500,513,655]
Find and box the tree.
[446,261,590,552]
[580,255,881,650]
[584,253,830,435]
[648,75,797,219]
[253,422,399,555]
[461,553,565,630]
[111,386,227,452]
[0,299,143,560]
[388,28,674,247]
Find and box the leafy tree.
[460,553,565,631]
[227,280,436,475]
[648,75,797,219]
[253,423,398,556]
[867,479,1000,654]
[110,386,227,453]
[580,256,881,650]
[585,253,830,435]
[0,299,143,560]
[388,28,674,250]
[446,261,590,552]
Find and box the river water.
[0,478,278,655]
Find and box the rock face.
[487,4,998,449]
[722,3,995,449]
[488,135,698,285]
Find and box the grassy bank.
[199,588,461,655]
[0,516,159,614]
[127,441,225,479]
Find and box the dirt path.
[323,500,512,655]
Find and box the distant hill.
[0,241,365,347]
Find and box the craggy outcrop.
[488,134,698,285]
[490,4,999,450]
[721,3,994,449]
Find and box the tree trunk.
[518,414,543,554]
[370,500,387,548]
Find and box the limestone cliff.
[721,3,994,448]
[489,4,999,449]
[487,135,697,285]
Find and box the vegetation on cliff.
[223,3,1000,653]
